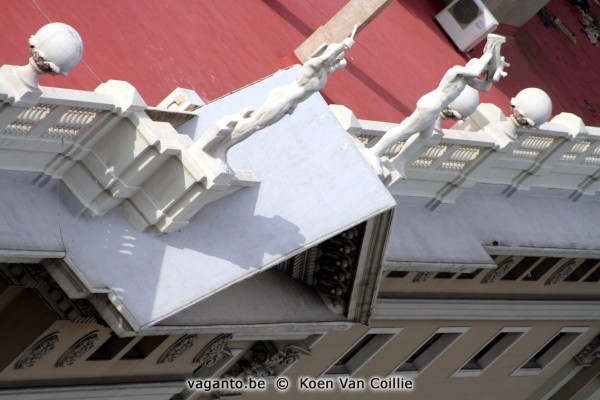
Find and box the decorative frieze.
[14,332,59,369]
[55,331,99,367]
[157,334,198,364]
[225,341,310,379]
[193,334,233,368]
[481,257,514,284]
[545,259,577,285]
[575,336,600,367]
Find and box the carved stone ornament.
[14,332,59,369]
[545,259,577,286]
[225,341,311,380]
[413,271,435,283]
[192,333,233,367]
[55,331,98,367]
[481,257,514,284]
[575,336,600,367]
[313,225,362,314]
[157,334,197,364]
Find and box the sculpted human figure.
[198,33,356,162]
[367,34,509,182]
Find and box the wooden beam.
[294,0,393,62]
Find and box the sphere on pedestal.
[511,88,553,127]
[29,22,83,76]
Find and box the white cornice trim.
[373,299,600,320]
[383,261,495,272]
[485,246,600,259]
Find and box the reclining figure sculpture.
[195,28,357,173]
[366,34,510,185]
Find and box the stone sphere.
[511,88,553,127]
[447,85,480,119]
[29,23,83,76]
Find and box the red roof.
[2,0,599,125]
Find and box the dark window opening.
[502,257,539,280]
[523,257,560,281]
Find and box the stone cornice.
[373,299,600,320]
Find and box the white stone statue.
[366,34,509,183]
[197,31,356,163]
[0,23,83,104]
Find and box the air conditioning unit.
[435,0,499,52]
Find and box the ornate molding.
[157,334,197,364]
[192,333,232,367]
[14,332,59,369]
[55,331,98,367]
[413,271,435,283]
[225,341,310,379]
[575,336,600,367]
[545,259,577,285]
[0,263,100,324]
[313,225,363,313]
[481,257,514,284]
[275,224,365,316]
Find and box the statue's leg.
[387,125,436,179]
[368,117,419,157]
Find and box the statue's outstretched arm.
[447,34,509,86]
[449,51,494,80]
[308,37,355,68]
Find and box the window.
[394,328,467,376]
[120,336,168,360]
[387,271,408,278]
[452,327,529,377]
[502,257,538,280]
[584,265,600,282]
[513,327,588,376]
[434,272,455,279]
[565,259,599,281]
[88,335,133,361]
[522,257,560,281]
[324,329,399,376]
[456,269,482,279]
